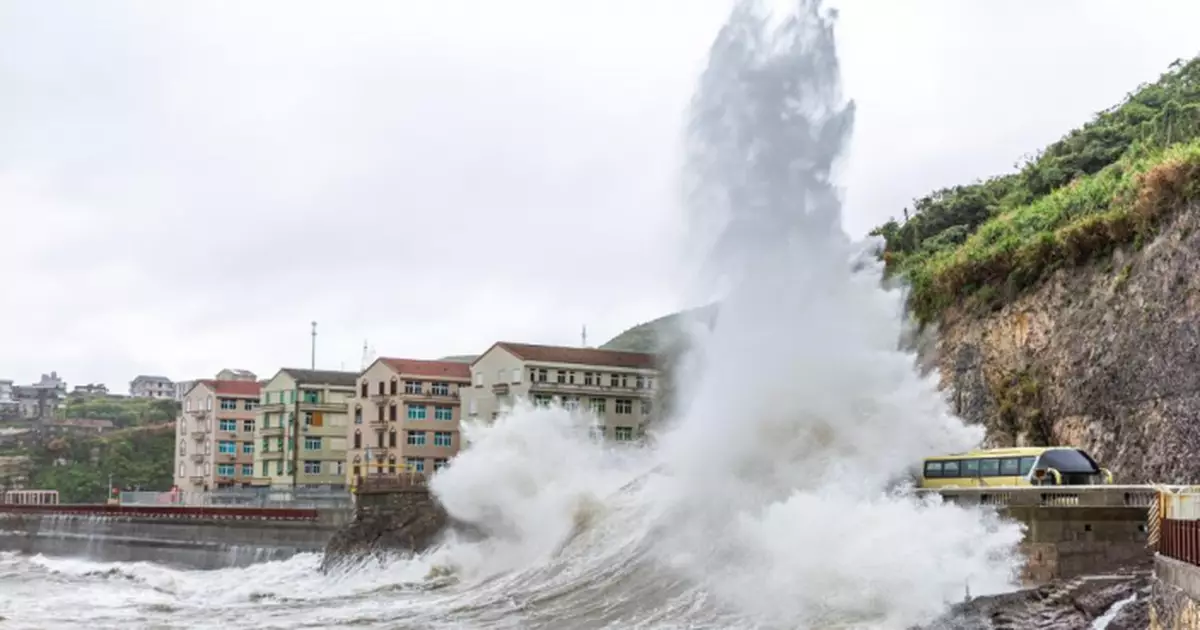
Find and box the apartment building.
[347,358,471,484]
[464,342,659,441]
[173,379,261,491]
[255,368,355,489]
[130,375,175,399]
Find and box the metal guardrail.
[924,485,1169,508]
[118,489,353,510]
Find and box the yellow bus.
[918,446,1114,489]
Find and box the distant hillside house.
[130,375,175,399]
[71,383,109,397]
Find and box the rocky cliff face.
[936,203,1200,484]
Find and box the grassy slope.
[875,57,1200,321]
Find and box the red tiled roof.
[197,379,262,397]
[489,342,656,369]
[380,358,471,380]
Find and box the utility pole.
[310,321,317,369]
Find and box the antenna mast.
[310,321,317,369]
[581,324,588,348]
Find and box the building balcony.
[261,451,284,461]
[298,401,346,414]
[258,403,286,414]
[188,408,209,417]
[189,429,208,441]
[260,426,284,438]
[363,446,392,460]
[491,383,510,395]
[187,475,205,484]
[189,453,206,463]
[367,418,390,430]
[216,452,237,463]
[528,380,654,396]
[403,390,458,402]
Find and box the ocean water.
[0,1,1029,628]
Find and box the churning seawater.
[1,1,1029,628]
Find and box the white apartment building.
[463,342,660,441]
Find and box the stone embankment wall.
[1151,555,1200,629]
[320,483,481,572]
[936,204,1200,484]
[0,509,350,569]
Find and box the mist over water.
[1,2,1026,628]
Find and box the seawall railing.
[0,503,319,521]
[926,485,1163,508]
[1153,487,1200,566]
[118,489,353,510]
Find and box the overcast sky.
[2,0,1198,389]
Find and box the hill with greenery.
[63,395,179,427]
[602,305,719,353]
[873,56,1200,322]
[25,425,175,503]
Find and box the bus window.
[980,459,1000,476]
[1000,458,1020,476]
[942,461,961,477]
[962,460,980,476]
[924,461,943,478]
[1019,457,1036,476]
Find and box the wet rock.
[923,571,1151,629]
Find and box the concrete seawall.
[0,506,352,569]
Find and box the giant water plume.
[432,0,1026,627]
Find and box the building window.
[563,396,580,411]
[556,370,566,384]
[242,420,255,432]
[242,442,254,454]
[434,458,449,471]
[533,394,552,407]
[590,398,606,413]
[335,460,345,476]
[304,461,321,475]
[352,464,361,479]
[387,456,397,475]
[407,431,427,446]
[473,372,482,387]
[405,457,425,472]
[568,371,576,384]
[431,382,450,396]
[615,399,633,414]
[468,399,478,416]
[302,389,320,403]
[304,436,322,451]
[433,431,452,447]
[407,404,427,420]
[614,426,634,441]
[353,430,362,449]
[302,412,314,426]
[376,431,384,448]
[536,368,547,382]
[218,441,236,454]
[361,380,369,397]
[377,381,385,396]
[511,368,522,384]
[219,398,237,410]
[275,460,283,476]
[389,404,397,422]
[645,377,654,390]
[404,380,423,395]
[641,399,653,415]
[178,439,186,454]
[584,372,595,386]
[217,463,235,477]
[589,425,605,440]
[388,430,397,447]
[241,464,254,477]
[636,375,646,389]
[390,378,398,395]
[219,419,237,432]
[354,406,362,424]
[178,464,185,477]
[434,406,453,421]
[244,399,258,411]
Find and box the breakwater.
[0,504,351,569]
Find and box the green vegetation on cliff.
[874,57,1200,322]
[26,426,175,502]
[64,395,180,427]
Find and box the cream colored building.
[174,379,262,491]
[254,368,355,489]
[464,342,659,441]
[347,358,471,484]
